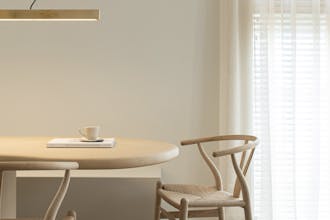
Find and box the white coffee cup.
[78,126,100,140]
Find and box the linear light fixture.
[0,9,99,21]
[0,0,99,21]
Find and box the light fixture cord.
[29,0,37,10]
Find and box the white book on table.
[47,138,116,148]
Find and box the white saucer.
[80,138,104,142]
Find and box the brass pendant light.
[0,0,99,21]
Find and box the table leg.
[0,171,16,218]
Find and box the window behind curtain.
[252,0,330,220]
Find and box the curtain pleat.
[219,0,254,219]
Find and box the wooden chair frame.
[0,161,79,220]
[155,135,259,220]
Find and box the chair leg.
[243,202,253,220]
[179,198,188,220]
[154,181,162,220]
[218,207,225,220]
[62,210,76,220]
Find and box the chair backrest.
[0,161,79,220]
[181,135,259,198]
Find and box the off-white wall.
[0,0,219,218]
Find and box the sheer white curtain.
[219,0,253,219]
[252,1,330,220]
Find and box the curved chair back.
[181,135,259,198]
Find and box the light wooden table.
[0,137,179,218]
